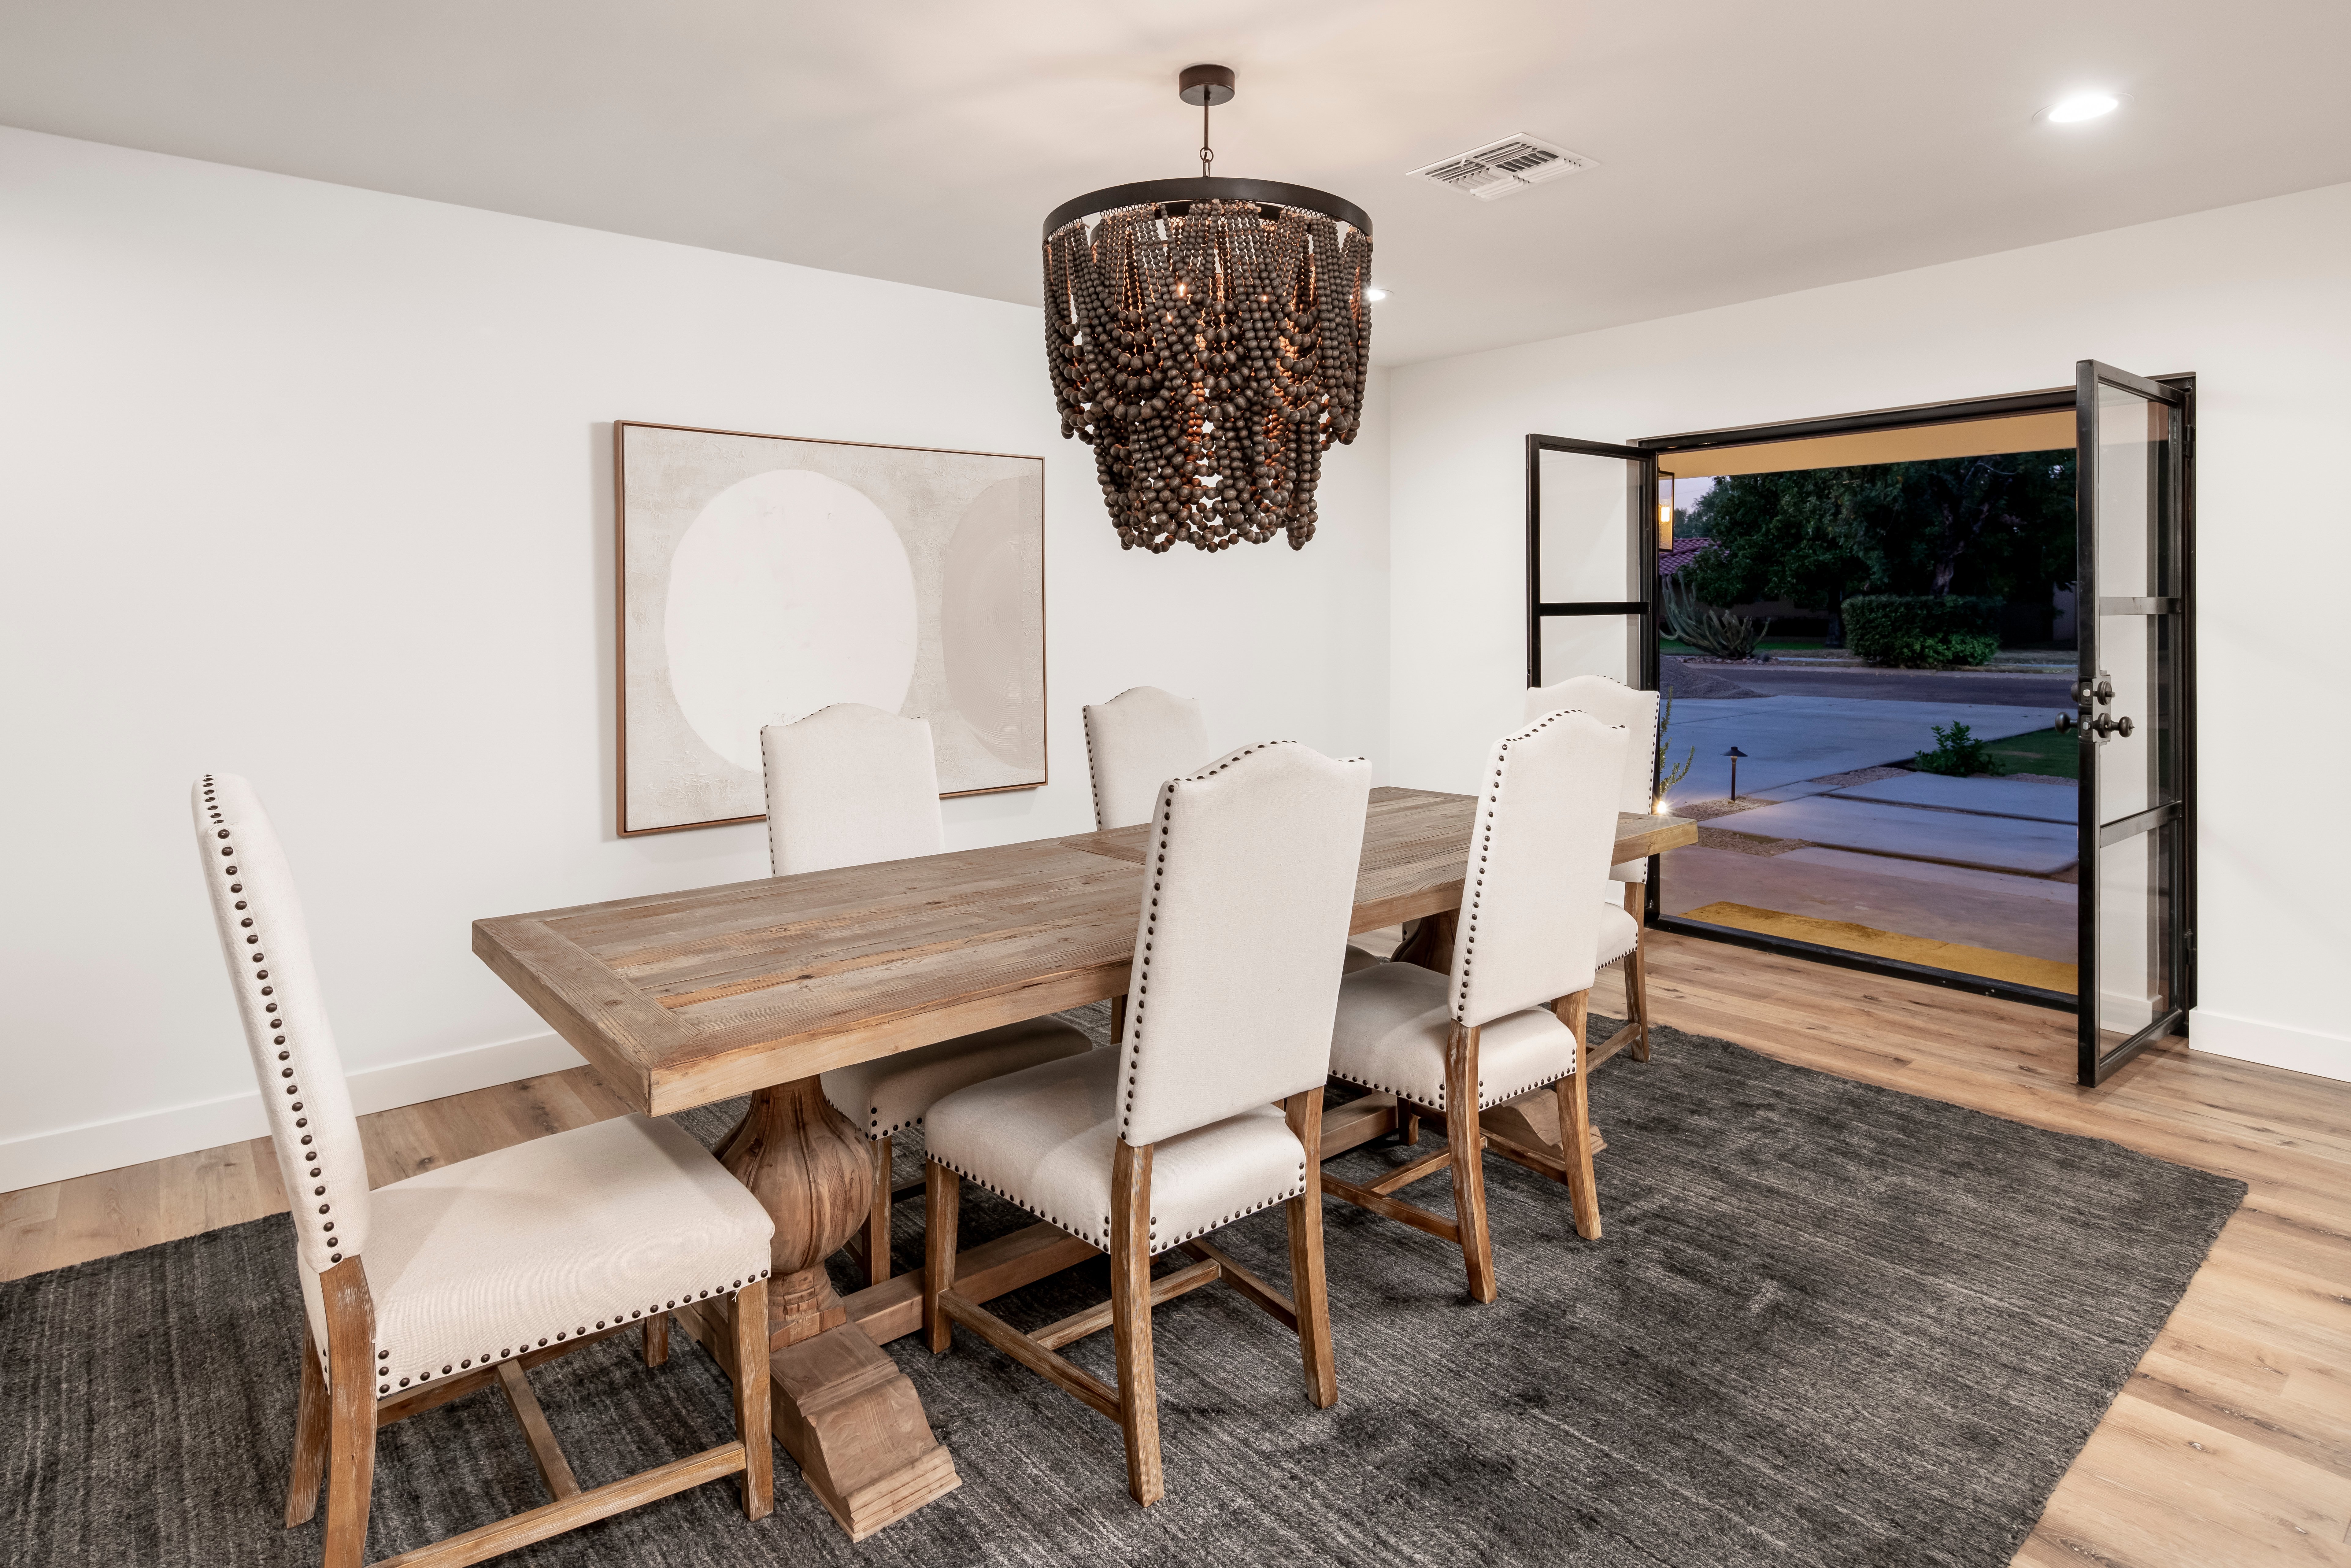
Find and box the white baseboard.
[2190,1009,2351,1083]
[0,1032,588,1193]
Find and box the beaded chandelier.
[1042,65,1373,553]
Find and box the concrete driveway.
[1658,695,2064,802]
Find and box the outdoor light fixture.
[2044,92,2121,124]
[1364,287,1390,302]
[1724,745,1748,801]
[1658,472,1676,551]
[1041,64,1375,553]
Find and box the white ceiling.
[5,1,2347,365]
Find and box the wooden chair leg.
[319,1259,376,1568]
[1443,1023,1496,1304]
[1110,1140,1164,1506]
[1111,992,1128,1045]
[1281,1091,1337,1409]
[643,1311,670,1367]
[730,1278,774,1521]
[284,1321,330,1527]
[1397,1096,1422,1147]
[864,1135,894,1288]
[1622,880,1652,1063]
[1556,989,1603,1240]
[924,1159,960,1354]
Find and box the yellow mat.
[1679,901,2079,993]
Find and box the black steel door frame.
[1511,380,2197,1018]
[1525,434,1661,693]
[2075,363,2196,1085]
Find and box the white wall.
[0,127,1391,1188]
[1389,180,2351,1082]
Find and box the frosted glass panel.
[1537,449,1638,603]
[2094,822,2175,1048]
[2091,384,2177,825]
[1539,615,1638,687]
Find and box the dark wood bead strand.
[1044,196,1372,553]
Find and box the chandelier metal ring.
[1041,178,1374,243]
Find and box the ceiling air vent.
[1407,134,1598,201]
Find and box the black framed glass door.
[1525,435,1659,693]
[2072,362,2195,1085]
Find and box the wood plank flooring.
[6,932,2346,1566]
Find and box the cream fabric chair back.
[1083,686,1211,831]
[192,774,371,1275]
[761,703,946,876]
[1526,675,1660,882]
[1448,711,1629,1027]
[1117,741,1371,1148]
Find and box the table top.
[472,787,1697,1116]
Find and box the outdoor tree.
[1676,450,2075,615]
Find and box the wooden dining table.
[472,786,1695,1538]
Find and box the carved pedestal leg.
[716,1078,960,1539]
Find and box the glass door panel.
[2075,362,2192,1085]
[1524,434,1656,692]
[1539,614,1640,688]
[1536,446,1644,604]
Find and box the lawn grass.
[1980,724,2078,779]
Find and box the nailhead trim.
[205,775,343,1267]
[1080,686,1167,832]
[927,1151,1308,1258]
[1119,740,1300,1140]
[371,1267,770,1397]
[1450,713,1627,1030]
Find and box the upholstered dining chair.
[762,704,1090,1287]
[1323,710,1630,1301]
[921,741,1371,1506]
[193,774,777,1568]
[1081,685,1211,831]
[1083,686,1380,1016]
[1526,676,1661,1065]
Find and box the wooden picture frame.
[615,421,1047,836]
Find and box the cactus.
[1654,686,1694,809]
[1661,574,1773,660]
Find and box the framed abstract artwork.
[615,421,1046,835]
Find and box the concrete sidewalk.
[1658,696,2064,803]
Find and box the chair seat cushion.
[324,1114,774,1400]
[925,1051,1307,1256]
[1598,900,1639,966]
[821,1018,1094,1138]
[1327,962,1580,1111]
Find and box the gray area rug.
[3,1011,2242,1567]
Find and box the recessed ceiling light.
[1365,287,1390,302]
[2044,92,2121,124]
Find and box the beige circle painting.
[941,476,1046,771]
[665,469,918,772]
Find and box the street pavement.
[1703,794,2079,875]
[1678,661,2072,708]
[1659,695,2064,802]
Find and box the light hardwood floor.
[5,933,2345,1565]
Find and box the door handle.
[2070,677,2116,707]
[2090,713,2135,739]
[2054,713,2075,734]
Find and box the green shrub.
[1913,721,2005,777]
[1875,631,1999,668]
[1842,595,2003,668]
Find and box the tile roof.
[1659,537,1712,577]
